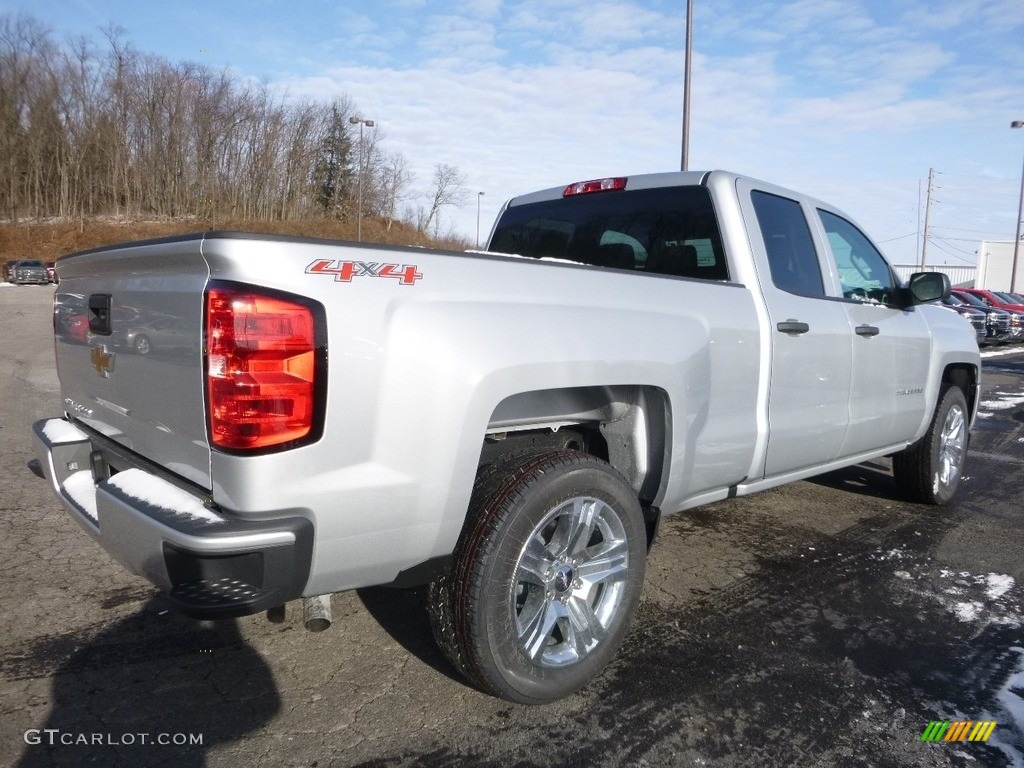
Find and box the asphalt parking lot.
[1,283,1022,768]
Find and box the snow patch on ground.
[988,648,1024,768]
[953,601,985,622]
[981,346,1024,359]
[107,469,223,524]
[980,395,1024,411]
[873,547,908,561]
[986,574,1016,600]
[893,558,1023,763]
[898,565,1021,629]
[934,571,1022,628]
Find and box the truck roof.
[506,170,714,207]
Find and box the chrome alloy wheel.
[511,496,630,667]
[936,401,966,492]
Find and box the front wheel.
[428,451,647,704]
[892,385,969,505]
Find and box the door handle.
[776,320,810,335]
[855,324,880,337]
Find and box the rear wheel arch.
[481,384,671,532]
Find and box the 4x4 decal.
[306,259,423,285]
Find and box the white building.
[892,264,976,287]
[976,240,1024,291]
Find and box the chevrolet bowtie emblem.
[90,346,115,377]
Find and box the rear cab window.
[488,185,730,281]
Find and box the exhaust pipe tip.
[302,594,333,632]
[266,604,287,623]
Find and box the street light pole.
[680,0,693,172]
[349,116,375,242]
[1011,120,1024,292]
[476,191,485,248]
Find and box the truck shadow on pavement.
[13,598,279,768]
[356,586,464,683]
[807,459,900,499]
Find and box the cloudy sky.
[5,0,1024,264]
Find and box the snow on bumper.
[32,417,313,618]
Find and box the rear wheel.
[428,451,647,704]
[892,385,969,505]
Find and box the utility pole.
[1011,120,1024,292]
[680,0,693,172]
[476,191,485,249]
[921,168,935,270]
[916,179,922,263]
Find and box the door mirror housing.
[907,272,950,305]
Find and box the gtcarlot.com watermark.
[24,729,203,747]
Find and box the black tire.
[892,385,969,505]
[428,450,647,704]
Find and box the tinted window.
[817,210,896,305]
[750,191,824,297]
[954,291,988,308]
[489,186,729,281]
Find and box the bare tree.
[419,163,467,234]
[0,11,461,242]
[0,13,55,221]
[377,150,414,232]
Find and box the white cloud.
[419,15,503,65]
[253,0,1024,259]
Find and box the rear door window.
[750,191,825,297]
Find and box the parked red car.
[957,287,1024,312]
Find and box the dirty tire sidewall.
[925,386,969,505]
[893,385,969,505]
[460,453,646,704]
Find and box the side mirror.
[908,271,950,304]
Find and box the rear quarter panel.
[199,236,762,593]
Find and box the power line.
[927,238,977,265]
[877,232,918,244]
[933,235,995,243]
[932,225,1014,236]
[929,234,974,256]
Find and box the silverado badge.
[90,346,115,378]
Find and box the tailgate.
[55,235,212,489]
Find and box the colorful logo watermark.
[921,721,997,743]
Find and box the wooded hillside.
[0,12,469,255]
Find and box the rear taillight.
[205,285,324,451]
[563,177,628,196]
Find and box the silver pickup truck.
[32,170,979,704]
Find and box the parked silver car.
[10,259,50,285]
